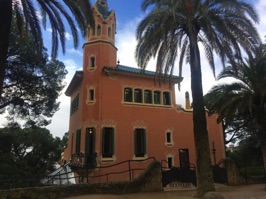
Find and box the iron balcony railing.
[70,153,97,170]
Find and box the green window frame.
[134,88,142,103]
[102,127,114,158]
[144,90,152,104]
[124,87,133,102]
[163,91,171,105]
[154,91,161,104]
[134,128,146,157]
[75,129,81,154]
[70,93,79,115]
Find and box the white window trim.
[165,130,174,147]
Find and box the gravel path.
[64,184,266,199]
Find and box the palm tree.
[205,45,266,171]
[135,0,261,196]
[0,0,94,99]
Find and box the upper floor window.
[97,25,101,36]
[134,128,146,158]
[124,88,133,102]
[112,24,115,39]
[88,88,95,102]
[154,91,161,104]
[102,127,115,158]
[163,91,171,105]
[134,89,142,103]
[123,87,172,107]
[108,27,111,37]
[70,93,79,115]
[144,90,152,104]
[90,56,95,69]
[166,132,172,143]
[165,131,174,146]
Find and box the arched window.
[124,87,132,102]
[144,90,152,104]
[97,25,101,36]
[154,91,161,104]
[163,91,171,105]
[134,89,142,103]
[108,27,111,37]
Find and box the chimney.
[185,91,191,109]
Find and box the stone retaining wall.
[0,161,162,199]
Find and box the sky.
[1,0,266,139]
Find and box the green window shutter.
[134,129,137,155]
[85,128,89,154]
[102,127,114,158]
[76,129,81,154]
[143,129,146,155]
[111,128,114,155]
[102,128,105,156]
[134,129,146,157]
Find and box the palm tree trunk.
[189,35,215,197]
[0,0,12,99]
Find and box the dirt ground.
[64,183,266,199]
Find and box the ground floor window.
[167,157,173,168]
[134,128,146,157]
[75,129,81,154]
[102,127,114,158]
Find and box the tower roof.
[95,0,112,19]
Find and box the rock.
[203,192,225,199]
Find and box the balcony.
[69,153,97,171]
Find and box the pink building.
[62,0,225,183]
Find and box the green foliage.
[0,22,67,127]
[0,127,64,189]
[135,0,261,196]
[227,136,263,168]
[205,44,266,144]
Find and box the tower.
[83,0,117,72]
[80,0,117,122]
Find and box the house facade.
[62,0,225,183]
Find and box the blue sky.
[1,0,266,138]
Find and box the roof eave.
[65,71,83,96]
[103,67,183,84]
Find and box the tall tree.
[0,0,94,100]
[0,127,62,189]
[0,22,67,127]
[205,45,266,170]
[135,0,261,196]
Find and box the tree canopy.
[0,0,94,101]
[0,127,64,189]
[205,44,266,169]
[0,22,67,127]
[135,0,261,196]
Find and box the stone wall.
[226,159,246,185]
[0,160,162,199]
[226,159,265,185]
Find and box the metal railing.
[0,157,156,189]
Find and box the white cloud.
[255,0,266,40]
[65,32,72,41]
[66,48,83,56]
